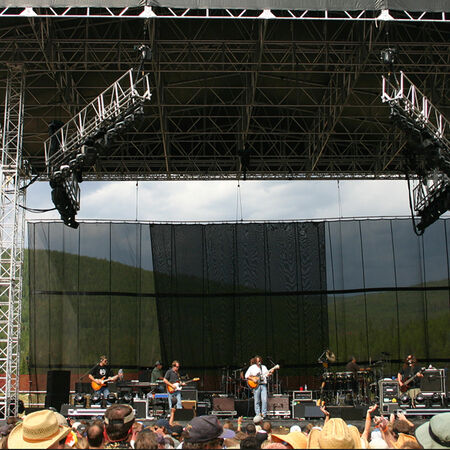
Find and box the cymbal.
[326,349,336,362]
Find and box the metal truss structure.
[0,64,25,418]
[0,6,448,23]
[381,70,450,231]
[0,16,446,181]
[0,10,446,412]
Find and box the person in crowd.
[240,435,261,448]
[135,429,159,449]
[7,409,70,449]
[183,415,232,449]
[86,420,104,449]
[415,411,450,449]
[152,418,172,439]
[103,404,135,449]
[397,355,424,407]
[244,423,256,436]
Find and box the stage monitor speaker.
[174,409,195,421]
[133,399,148,419]
[327,406,366,421]
[268,396,289,412]
[235,399,255,418]
[213,397,235,412]
[292,403,324,420]
[183,390,198,401]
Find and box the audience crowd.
[0,403,448,449]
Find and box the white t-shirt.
[245,364,269,384]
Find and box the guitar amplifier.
[292,391,313,401]
[267,396,290,416]
[182,389,198,401]
[421,369,445,393]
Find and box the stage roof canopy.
[0,9,448,180]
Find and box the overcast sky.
[25,178,416,223]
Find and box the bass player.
[397,354,423,407]
[245,356,274,418]
[89,355,119,400]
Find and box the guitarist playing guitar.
[163,360,185,409]
[397,354,424,407]
[245,356,279,419]
[89,355,119,401]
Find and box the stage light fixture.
[380,48,396,69]
[399,394,410,409]
[107,393,117,404]
[74,393,86,407]
[91,393,102,404]
[121,393,133,404]
[415,393,426,408]
[431,392,442,407]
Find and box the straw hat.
[347,425,362,449]
[318,418,355,449]
[8,410,70,449]
[272,431,307,449]
[307,428,321,449]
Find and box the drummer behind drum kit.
[319,350,380,406]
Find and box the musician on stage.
[397,355,423,407]
[163,360,184,409]
[89,355,119,398]
[345,356,360,375]
[245,356,269,418]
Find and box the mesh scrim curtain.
[151,222,328,370]
[28,222,160,376]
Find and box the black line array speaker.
[45,370,70,412]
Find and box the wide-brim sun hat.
[318,418,354,449]
[272,431,307,449]
[8,410,70,449]
[415,412,450,449]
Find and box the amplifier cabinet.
[267,395,290,413]
[212,397,235,412]
[421,369,445,393]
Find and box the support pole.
[0,64,26,418]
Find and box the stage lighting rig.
[382,71,450,232]
[45,68,152,227]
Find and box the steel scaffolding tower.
[0,64,26,418]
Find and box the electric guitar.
[91,376,116,391]
[247,364,280,389]
[400,367,425,393]
[167,377,200,394]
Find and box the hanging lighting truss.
[381,71,450,232]
[44,68,152,227]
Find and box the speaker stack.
[45,370,71,412]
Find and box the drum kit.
[319,350,383,406]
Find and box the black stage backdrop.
[151,222,327,370]
[28,219,450,377]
